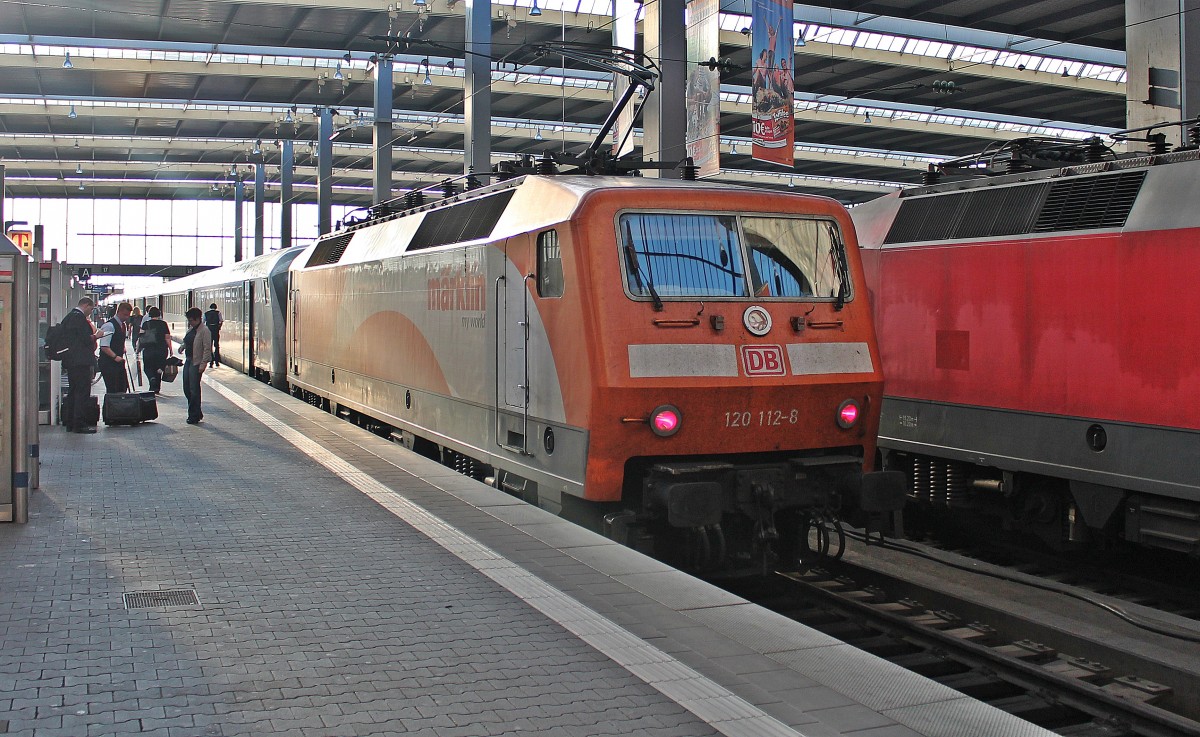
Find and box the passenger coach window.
[537,230,564,298]
[619,213,747,298]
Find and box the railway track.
[920,541,1200,623]
[719,555,1200,737]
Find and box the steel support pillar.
[642,0,687,176]
[254,162,265,258]
[281,140,294,250]
[28,227,40,490]
[463,0,492,179]
[318,108,334,235]
[1126,0,1200,146]
[233,176,244,262]
[10,249,29,523]
[374,56,394,205]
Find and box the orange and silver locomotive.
[133,174,901,570]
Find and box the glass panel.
[65,198,96,263]
[536,230,563,298]
[120,199,147,256]
[619,213,746,298]
[742,218,846,300]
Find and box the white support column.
[318,108,334,235]
[254,162,265,258]
[233,176,244,262]
[464,0,492,179]
[374,55,394,205]
[1126,0,1200,146]
[280,140,294,250]
[642,0,687,176]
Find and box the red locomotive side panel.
[870,228,1200,431]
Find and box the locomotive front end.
[578,187,903,570]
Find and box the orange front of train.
[528,180,896,525]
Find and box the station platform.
[0,369,1053,737]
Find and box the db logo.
[741,345,787,376]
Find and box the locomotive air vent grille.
[952,183,1049,239]
[884,191,969,244]
[408,190,517,251]
[884,182,1049,244]
[1033,170,1146,232]
[123,589,200,609]
[305,233,354,268]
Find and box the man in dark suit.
[61,297,102,433]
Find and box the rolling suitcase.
[103,364,159,426]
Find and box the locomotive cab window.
[537,230,564,298]
[619,213,748,298]
[743,218,845,300]
[618,212,849,302]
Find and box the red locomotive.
[852,134,1200,554]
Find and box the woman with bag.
[137,307,172,394]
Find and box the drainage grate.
[123,589,200,609]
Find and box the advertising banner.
[612,0,638,158]
[751,0,794,167]
[685,0,721,177]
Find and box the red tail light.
[837,400,859,429]
[651,405,681,437]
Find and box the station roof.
[0,0,1127,206]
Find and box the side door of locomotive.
[497,236,534,453]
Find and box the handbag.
[161,361,180,383]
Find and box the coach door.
[245,280,255,372]
[497,237,532,453]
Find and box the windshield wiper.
[830,226,850,311]
[623,225,664,311]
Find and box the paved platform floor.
[0,369,1053,737]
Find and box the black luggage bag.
[83,396,101,427]
[103,364,158,426]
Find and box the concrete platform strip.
[208,379,808,737]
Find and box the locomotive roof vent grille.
[884,170,1147,244]
[305,232,354,268]
[408,190,517,252]
[1033,170,1146,232]
[883,183,1049,244]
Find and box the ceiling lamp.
[530,0,542,15]
[796,29,806,47]
[77,183,85,191]
[75,163,83,174]
[63,51,73,69]
[422,59,433,85]
[68,103,78,119]
[252,139,262,155]
[334,61,344,81]
[414,0,427,6]
[535,129,543,141]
